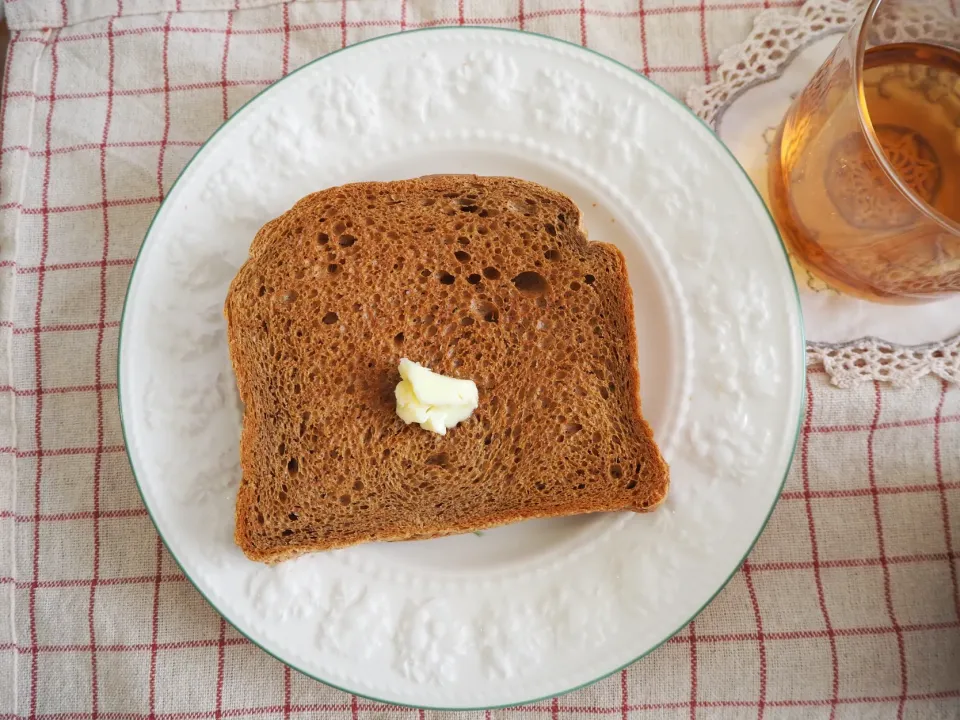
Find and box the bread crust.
[225,176,669,563]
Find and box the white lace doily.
[686,0,960,387]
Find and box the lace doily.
[806,334,960,387]
[686,0,960,388]
[687,0,862,127]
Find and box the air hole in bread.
[339,494,351,505]
[426,453,449,467]
[563,423,582,435]
[570,281,581,291]
[322,312,339,325]
[438,271,456,285]
[467,274,481,285]
[394,332,404,345]
[454,250,471,263]
[287,458,299,476]
[288,512,298,521]
[461,317,474,326]
[512,271,547,295]
[544,249,561,261]
[338,234,357,247]
[318,232,330,245]
[422,198,436,206]
[482,267,500,280]
[626,480,638,489]
[610,464,623,479]
[584,274,595,284]
[327,264,339,274]
[544,223,557,237]
[535,482,546,491]
[353,480,365,491]
[474,300,499,323]
[334,221,346,234]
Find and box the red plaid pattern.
[0,1,957,717]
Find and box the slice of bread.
[225,176,668,563]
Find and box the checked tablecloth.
[0,0,958,718]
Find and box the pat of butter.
[395,358,478,435]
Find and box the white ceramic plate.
[119,28,804,710]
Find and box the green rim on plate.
[117,26,806,711]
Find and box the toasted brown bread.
[225,176,668,563]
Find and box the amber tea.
[769,41,960,301]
